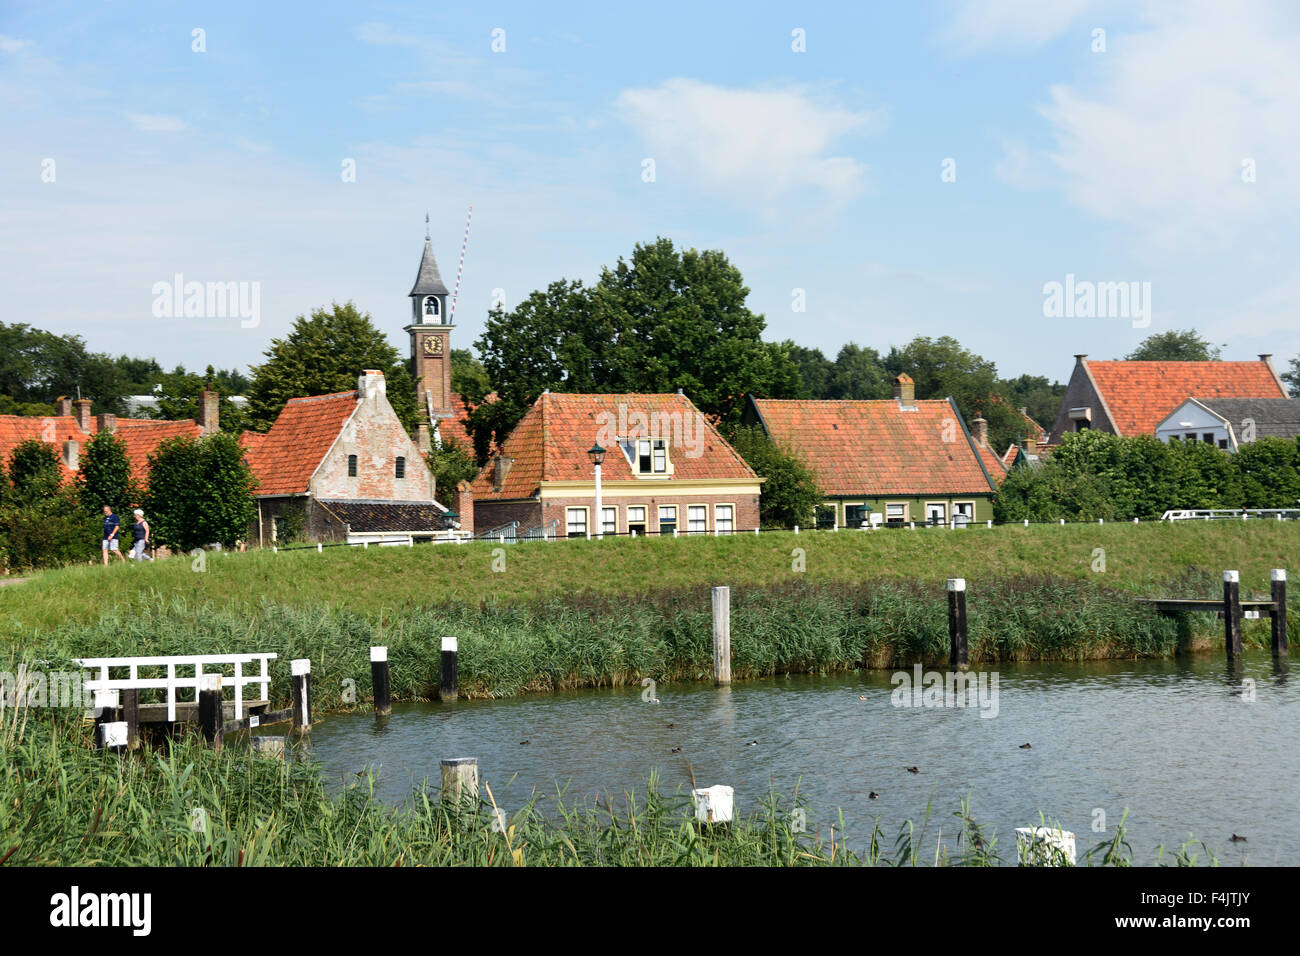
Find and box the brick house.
[469,392,762,538]
[744,375,1000,527]
[241,370,459,546]
[1047,353,1289,442]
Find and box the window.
[627,506,647,536]
[1219,439,1229,449]
[953,502,974,527]
[652,440,666,473]
[688,505,707,534]
[846,504,870,527]
[715,504,734,534]
[815,504,836,529]
[926,502,947,526]
[347,454,358,477]
[633,438,668,474]
[1202,433,1215,444]
[395,456,406,479]
[658,505,677,535]
[638,440,652,473]
[1185,432,1197,442]
[424,296,440,319]
[886,503,907,524]
[566,508,588,538]
[601,506,617,535]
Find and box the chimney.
[893,374,915,405]
[73,398,92,434]
[971,416,989,447]
[358,369,386,401]
[57,396,72,417]
[417,423,431,454]
[197,389,219,435]
[492,454,514,492]
[455,480,474,535]
[1024,437,1038,456]
[96,413,117,435]
[1260,354,1272,362]
[62,439,79,471]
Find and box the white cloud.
[125,111,189,133]
[0,34,34,54]
[615,79,884,216]
[1037,1,1300,247]
[941,0,1103,52]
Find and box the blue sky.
[3,0,1299,385]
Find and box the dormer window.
[424,296,440,320]
[625,438,668,475]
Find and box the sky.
[3,0,1299,386]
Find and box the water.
[307,653,1298,864]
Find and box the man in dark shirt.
[102,505,125,565]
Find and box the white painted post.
[712,586,731,686]
[909,522,915,530]
[692,785,734,824]
[1099,518,1104,525]
[317,542,323,552]
[291,658,311,734]
[673,528,678,539]
[794,525,799,534]
[1059,519,1065,526]
[987,520,993,528]
[1023,519,1028,527]
[754,527,759,536]
[440,757,478,811]
[1016,827,1076,866]
[1133,517,1139,523]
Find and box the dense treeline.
[994,430,1300,522]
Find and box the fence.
[75,652,277,722]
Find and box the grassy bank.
[3,521,1298,634]
[0,710,1217,866]
[1,522,1295,706]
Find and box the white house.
[1154,396,1300,452]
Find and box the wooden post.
[291,658,312,734]
[712,586,731,686]
[371,646,391,717]
[123,688,140,750]
[1223,571,1242,659]
[440,757,478,811]
[1271,569,1288,656]
[198,674,223,751]
[948,578,968,669]
[440,637,458,701]
[93,688,119,750]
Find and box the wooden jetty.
[1136,569,1288,659]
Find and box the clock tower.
[405,216,454,423]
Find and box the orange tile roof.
[113,419,202,481]
[0,415,90,483]
[975,442,1008,483]
[1085,360,1286,436]
[242,390,358,496]
[753,398,997,497]
[471,392,757,500]
[442,391,496,447]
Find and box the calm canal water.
[306,652,1297,864]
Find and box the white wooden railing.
[74,653,277,721]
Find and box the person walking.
[130,509,152,562]
[101,505,125,565]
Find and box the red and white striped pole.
[448,204,472,324]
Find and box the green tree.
[78,430,137,514]
[730,425,821,529]
[148,365,249,434]
[1232,437,1300,508]
[1281,355,1300,397]
[1123,330,1222,361]
[780,342,835,399]
[827,342,890,399]
[0,440,98,570]
[426,436,480,510]
[7,439,62,498]
[245,302,416,432]
[999,374,1065,433]
[449,348,492,405]
[144,432,257,550]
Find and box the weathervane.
[424,212,430,241]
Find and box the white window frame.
[885,502,907,521]
[714,503,734,534]
[687,504,708,534]
[658,505,677,534]
[601,506,618,535]
[566,507,588,537]
[925,501,947,525]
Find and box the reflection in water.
[307,652,1298,864]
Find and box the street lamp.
[588,444,606,539]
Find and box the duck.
[1019,743,1032,749]
[520,740,530,745]
[670,747,682,754]
[868,791,880,800]
[666,723,675,729]
[746,740,759,746]
[906,766,920,774]
[1230,833,1247,843]
[859,695,867,701]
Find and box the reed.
[0,711,1219,867]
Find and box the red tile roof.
[0,415,90,483]
[242,391,358,496]
[113,419,202,480]
[472,392,757,500]
[1085,360,1286,436]
[975,442,1008,482]
[753,398,997,497]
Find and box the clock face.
[422,336,444,356]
